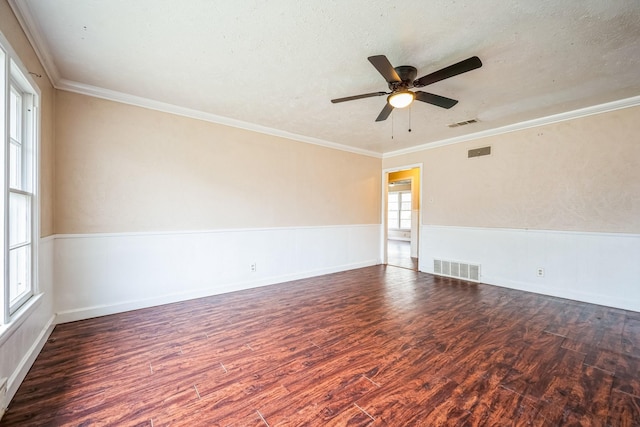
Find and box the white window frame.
[1,33,40,325]
[388,190,412,231]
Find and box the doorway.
[385,166,421,271]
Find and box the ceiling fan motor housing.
[390,66,418,91]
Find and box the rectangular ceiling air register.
[448,119,478,128]
[468,146,491,158]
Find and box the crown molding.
[9,0,639,160]
[8,0,61,84]
[61,74,637,161]
[8,1,381,159]
[57,79,382,159]
[8,0,381,158]
[54,78,640,161]
[383,95,640,158]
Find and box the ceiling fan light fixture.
[388,91,415,108]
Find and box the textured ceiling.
[10,0,640,156]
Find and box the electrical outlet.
[536,268,544,277]
[250,263,257,272]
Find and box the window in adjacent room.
[387,190,412,231]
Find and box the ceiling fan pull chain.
[408,105,412,133]
[391,109,394,140]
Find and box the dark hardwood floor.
[2,266,639,426]
[387,240,418,271]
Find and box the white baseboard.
[54,225,381,323]
[7,315,55,404]
[55,259,378,324]
[0,237,56,414]
[481,276,635,312]
[420,225,640,312]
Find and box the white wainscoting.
[54,225,381,323]
[420,225,640,312]
[0,236,56,406]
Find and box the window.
[388,191,412,230]
[1,38,39,323]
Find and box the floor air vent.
[433,259,480,282]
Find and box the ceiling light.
[388,91,415,109]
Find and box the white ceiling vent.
[448,118,478,128]
[433,258,481,282]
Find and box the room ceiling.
[10,0,640,157]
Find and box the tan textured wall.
[0,0,55,237]
[383,105,640,234]
[55,91,381,234]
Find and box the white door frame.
[380,163,423,268]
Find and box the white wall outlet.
[250,263,257,272]
[536,267,545,277]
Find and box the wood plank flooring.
[387,240,418,271]
[2,265,639,426]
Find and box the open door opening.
[385,167,421,271]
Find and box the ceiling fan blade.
[368,55,401,83]
[414,91,458,109]
[414,56,482,87]
[331,92,388,103]
[375,103,394,122]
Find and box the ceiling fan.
[331,55,482,122]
